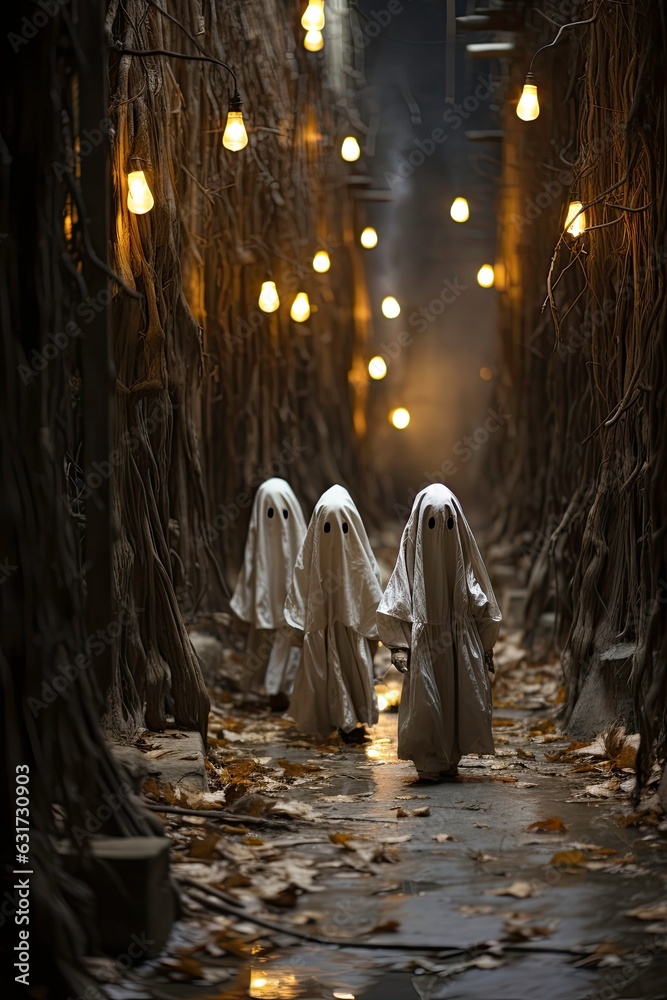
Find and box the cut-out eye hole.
[428,516,436,529]
[283,509,288,520]
[342,522,349,534]
[267,507,274,518]
[324,521,331,533]
[447,515,454,530]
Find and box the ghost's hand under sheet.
[391,648,410,673]
[484,648,495,674]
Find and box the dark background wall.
[357,0,502,525]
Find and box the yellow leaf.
[329,832,354,845]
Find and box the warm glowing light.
[127,170,154,215]
[290,291,311,322]
[250,969,298,999]
[333,994,355,1000]
[390,407,410,429]
[360,226,378,249]
[377,694,389,711]
[517,77,540,121]
[313,250,330,272]
[565,200,586,237]
[477,264,495,288]
[480,367,493,381]
[450,196,469,223]
[304,29,324,51]
[341,136,361,162]
[222,110,248,151]
[368,355,387,380]
[258,281,280,313]
[381,296,400,319]
[302,0,325,30]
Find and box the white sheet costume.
[377,484,501,777]
[230,479,307,696]
[285,485,382,737]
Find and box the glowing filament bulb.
[313,250,330,272]
[258,281,279,313]
[341,136,361,162]
[304,29,324,51]
[381,296,400,319]
[222,109,248,151]
[517,76,540,121]
[302,0,325,31]
[565,200,586,237]
[368,355,387,380]
[477,264,495,288]
[127,170,154,214]
[360,226,378,249]
[290,292,311,322]
[390,407,410,429]
[450,196,469,223]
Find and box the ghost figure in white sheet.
[285,485,383,738]
[376,484,501,779]
[230,479,307,698]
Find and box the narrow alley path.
[100,633,667,1000]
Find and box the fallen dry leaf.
[412,807,431,817]
[550,850,587,867]
[468,849,497,862]
[329,832,354,846]
[625,904,667,921]
[516,748,535,760]
[433,833,457,842]
[371,919,400,934]
[277,758,321,779]
[489,881,538,899]
[396,808,409,818]
[526,816,568,833]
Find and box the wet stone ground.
[99,631,667,1000]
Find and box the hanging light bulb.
[222,94,248,151]
[517,73,540,121]
[290,292,311,322]
[477,264,495,288]
[381,296,400,319]
[389,407,411,430]
[341,136,361,162]
[360,226,378,249]
[312,250,330,273]
[304,29,324,51]
[301,0,325,31]
[258,280,280,313]
[565,200,586,237]
[127,170,154,214]
[368,356,387,380]
[450,196,469,223]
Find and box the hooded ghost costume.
[230,479,307,696]
[285,485,383,737]
[377,484,501,776]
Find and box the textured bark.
[103,0,373,739]
[489,0,667,790]
[1,2,161,991]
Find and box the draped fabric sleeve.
[376,534,414,649]
[376,612,412,650]
[467,567,501,652]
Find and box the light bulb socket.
[228,92,243,113]
[524,70,536,85]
